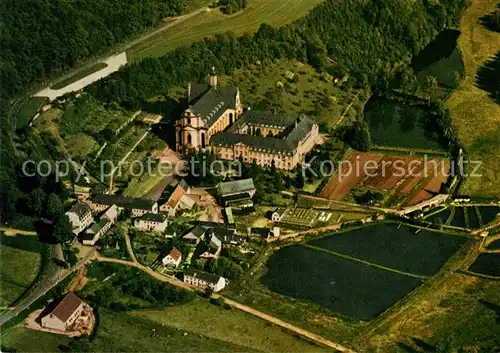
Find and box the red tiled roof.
[49,292,83,323]
[167,185,187,208]
[169,247,182,262]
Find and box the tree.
[46,193,64,220]
[295,164,305,188]
[451,71,461,89]
[29,188,46,216]
[306,36,327,70]
[424,75,438,89]
[338,121,372,152]
[53,215,74,244]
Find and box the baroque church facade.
[175,72,319,170]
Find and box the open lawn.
[128,0,324,60]
[13,97,49,129]
[133,299,328,353]
[308,223,468,277]
[0,234,43,307]
[447,0,500,198]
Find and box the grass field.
[0,234,43,307]
[217,60,366,128]
[0,310,251,352]
[51,62,108,89]
[127,0,324,60]
[307,223,468,277]
[13,97,49,129]
[133,299,329,353]
[447,0,500,198]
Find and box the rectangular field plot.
[477,206,500,226]
[307,223,467,277]
[469,253,500,277]
[261,245,422,321]
[449,207,467,228]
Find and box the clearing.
[127,0,324,60]
[447,0,500,197]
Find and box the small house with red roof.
[162,247,183,268]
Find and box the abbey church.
[175,71,319,170]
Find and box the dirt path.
[219,296,356,352]
[122,225,138,264]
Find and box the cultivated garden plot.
[261,245,423,321]
[307,223,468,277]
[469,253,500,277]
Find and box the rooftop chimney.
[188,82,191,100]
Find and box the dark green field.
[476,206,500,225]
[363,97,445,150]
[469,253,500,277]
[308,223,467,277]
[447,206,500,229]
[487,239,500,250]
[262,245,422,321]
[450,206,467,228]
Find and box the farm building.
[201,234,222,259]
[134,213,168,233]
[183,225,209,246]
[183,268,226,292]
[41,292,91,332]
[100,204,118,224]
[90,194,158,217]
[82,219,112,246]
[65,202,93,235]
[162,247,182,268]
[159,179,198,216]
[211,226,246,245]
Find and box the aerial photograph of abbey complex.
[1,0,499,352]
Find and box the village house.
[73,185,91,200]
[90,194,158,217]
[162,247,182,268]
[211,226,246,245]
[271,208,286,222]
[183,268,226,292]
[100,204,118,224]
[81,218,112,246]
[133,213,168,233]
[182,225,209,246]
[41,292,91,332]
[175,71,319,170]
[200,234,222,259]
[159,180,198,216]
[65,202,93,235]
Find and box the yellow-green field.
[448,0,500,197]
[132,299,328,353]
[127,0,324,60]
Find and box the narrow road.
[95,255,354,351]
[122,225,138,264]
[0,245,96,327]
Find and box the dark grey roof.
[229,110,298,132]
[188,83,210,104]
[92,194,155,210]
[286,116,316,145]
[212,115,315,154]
[184,225,209,239]
[188,85,237,128]
[211,132,296,154]
[218,178,255,196]
[68,202,91,218]
[184,268,222,284]
[137,213,167,223]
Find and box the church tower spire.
[209,66,217,89]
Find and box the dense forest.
[0,0,467,227]
[87,0,466,106]
[0,0,190,109]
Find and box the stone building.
[176,71,319,170]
